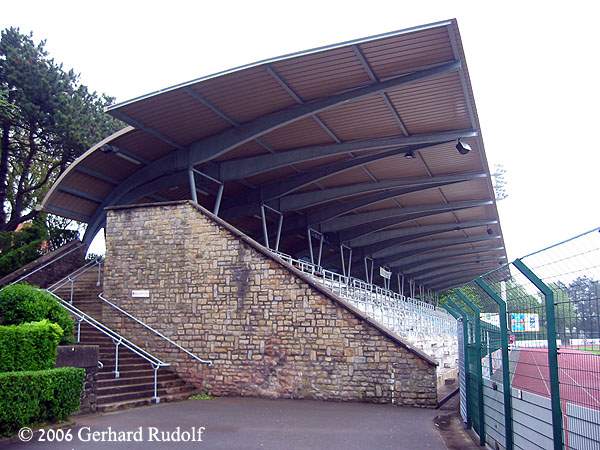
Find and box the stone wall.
[56,345,98,414]
[103,201,438,407]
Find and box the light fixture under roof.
[456,139,472,155]
[404,149,416,159]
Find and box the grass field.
[577,346,600,355]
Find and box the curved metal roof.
[42,19,507,293]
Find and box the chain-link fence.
[444,226,600,450]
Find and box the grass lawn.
[577,346,600,355]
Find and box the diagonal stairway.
[51,263,199,412]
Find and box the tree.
[0,27,122,231]
[568,276,599,338]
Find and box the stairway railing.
[3,241,84,288]
[46,290,169,403]
[47,256,103,303]
[272,250,456,344]
[98,293,213,367]
[48,258,213,368]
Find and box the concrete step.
[97,378,187,396]
[97,383,195,405]
[97,372,179,386]
[97,368,174,380]
[97,390,196,413]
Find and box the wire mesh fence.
[444,226,600,450]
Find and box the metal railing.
[46,290,169,403]
[272,250,457,358]
[98,293,213,366]
[48,258,212,368]
[47,256,103,302]
[4,242,84,288]
[447,226,600,450]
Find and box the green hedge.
[0,367,84,435]
[0,320,63,372]
[0,284,74,344]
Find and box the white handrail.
[98,293,213,367]
[47,290,169,368]
[49,259,212,367]
[4,242,83,288]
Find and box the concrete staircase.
[52,265,198,412]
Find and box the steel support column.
[474,278,514,450]
[513,259,563,450]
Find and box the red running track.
[511,347,600,410]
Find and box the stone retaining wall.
[102,201,438,407]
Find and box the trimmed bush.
[0,320,63,372]
[0,284,74,344]
[0,367,84,435]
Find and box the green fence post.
[513,259,563,450]
[474,278,514,450]
[447,299,472,428]
[457,290,486,447]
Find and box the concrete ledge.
[106,200,437,367]
[56,345,99,368]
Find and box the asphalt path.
[4,397,448,450]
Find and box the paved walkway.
[6,398,448,450]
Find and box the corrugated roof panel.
[419,140,482,175]
[360,27,454,80]
[215,140,269,161]
[60,172,113,198]
[80,151,139,181]
[272,46,371,101]
[364,154,431,179]
[318,96,402,141]
[194,67,297,123]
[117,89,231,145]
[260,117,335,150]
[439,178,490,202]
[51,191,98,217]
[110,129,173,162]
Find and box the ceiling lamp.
[404,150,416,159]
[456,139,472,155]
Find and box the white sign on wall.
[131,289,150,298]
[379,267,391,279]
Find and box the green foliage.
[0,367,84,435]
[0,27,122,231]
[568,276,599,338]
[189,392,214,400]
[0,320,62,371]
[0,284,74,344]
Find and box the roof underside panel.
[41,19,507,293]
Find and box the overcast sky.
[3,1,599,259]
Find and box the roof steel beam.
[337,203,490,243]
[349,232,500,264]
[282,180,466,232]
[187,60,461,165]
[109,111,186,151]
[58,187,104,204]
[320,199,493,233]
[427,272,486,291]
[75,166,120,185]
[348,218,496,247]
[373,234,502,260]
[84,60,461,244]
[388,245,505,268]
[280,172,486,212]
[216,129,475,181]
[414,263,501,282]
[402,254,507,276]
[221,143,439,219]
[375,236,502,269]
